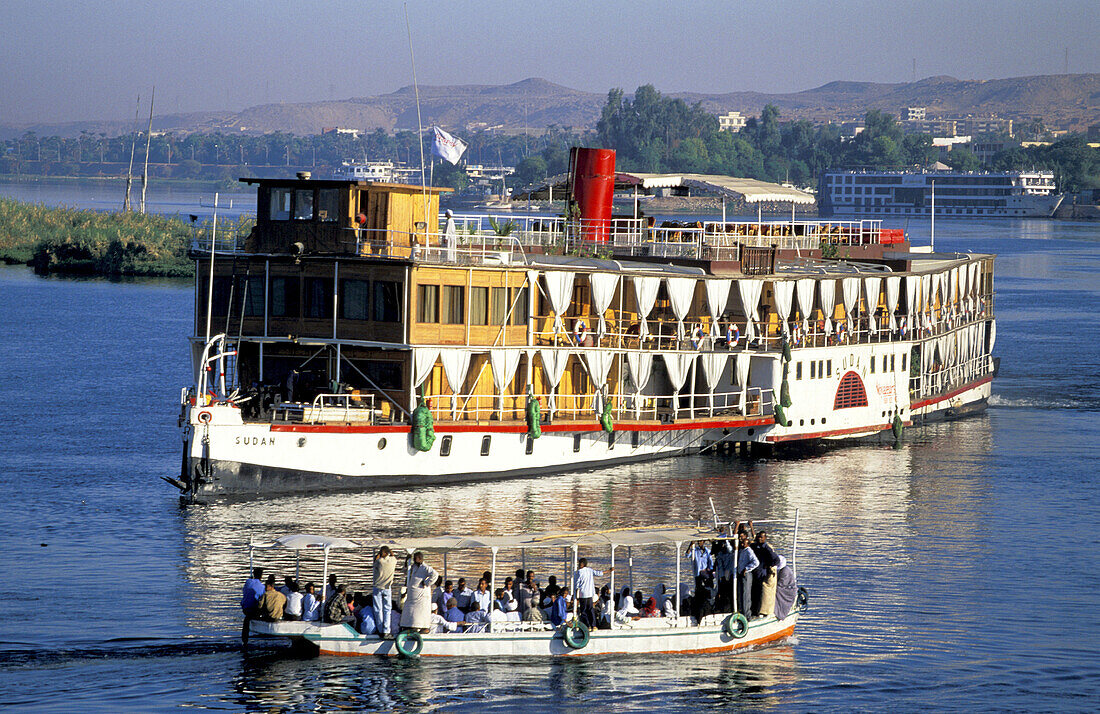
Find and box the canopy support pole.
[733,536,739,618]
[792,507,800,578]
[571,544,579,621]
[490,546,498,596]
[628,547,634,591]
[609,545,617,630]
[443,552,448,585]
[675,541,682,624]
[321,547,329,612]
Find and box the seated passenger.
[357,597,378,636]
[518,573,539,617]
[435,580,455,614]
[325,584,354,624]
[615,587,638,620]
[464,601,490,633]
[258,576,287,623]
[595,585,613,629]
[283,580,303,621]
[431,603,457,634]
[640,596,659,618]
[444,597,465,625]
[548,592,568,627]
[454,578,474,611]
[301,582,320,622]
[488,600,510,624]
[501,578,517,610]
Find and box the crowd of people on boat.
[240,525,799,641]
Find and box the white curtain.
[736,279,763,342]
[885,276,901,332]
[705,279,732,336]
[818,279,837,335]
[440,348,472,419]
[633,276,660,341]
[412,347,440,389]
[539,348,570,416]
[626,351,654,390]
[665,277,697,340]
[543,271,575,334]
[795,278,815,334]
[970,262,981,302]
[949,267,959,308]
[863,276,882,333]
[772,280,795,335]
[699,352,729,415]
[584,349,616,414]
[735,353,751,414]
[589,272,619,338]
[662,352,693,393]
[960,262,970,304]
[440,348,471,393]
[989,319,996,353]
[841,277,860,333]
[905,275,920,328]
[923,272,933,317]
[489,349,522,393]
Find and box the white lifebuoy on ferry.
[197,410,213,424]
[727,324,739,346]
[573,320,589,345]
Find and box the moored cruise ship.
[819,169,1062,218]
[173,149,997,499]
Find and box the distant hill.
[3,74,1097,139]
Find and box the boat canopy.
[521,171,814,205]
[254,524,794,554]
[252,534,361,550]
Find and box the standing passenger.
[372,546,397,638]
[400,551,438,634]
[735,532,760,619]
[301,582,320,622]
[573,557,612,630]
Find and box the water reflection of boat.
[247,523,806,658]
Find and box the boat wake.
[988,394,1091,410]
[0,637,258,669]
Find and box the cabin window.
[491,287,508,325]
[870,356,876,374]
[373,281,402,322]
[810,361,816,379]
[440,435,452,457]
[891,355,896,372]
[317,189,339,222]
[442,286,464,324]
[901,353,907,372]
[211,276,232,316]
[525,435,534,455]
[511,287,529,325]
[269,276,299,317]
[238,276,264,316]
[270,188,292,221]
[417,284,439,323]
[304,278,333,319]
[341,279,370,320]
[353,360,402,390]
[631,431,640,448]
[471,287,489,325]
[795,362,802,380]
[573,434,582,453]
[293,190,314,220]
[480,435,491,456]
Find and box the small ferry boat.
[819,168,1062,218]
[245,519,806,658]
[174,149,997,499]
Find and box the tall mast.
[123,94,140,211]
[140,87,155,214]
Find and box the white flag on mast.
[432,126,467,165]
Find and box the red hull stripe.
[766,420,909,443]
[909,376,992,410]
[270,416,773,435]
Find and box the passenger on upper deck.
[442,209,457,262]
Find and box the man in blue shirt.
[735,532,760,619]
[444,598,465,626]
[548,592,569,627]
[240,567,265,645]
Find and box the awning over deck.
[522,171,814,204]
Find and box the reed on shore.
[0,198,249,277]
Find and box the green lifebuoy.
[410,402,435,453]
[892,413,903,440]
[774,404,791,427]
[562,620,590,649]
[781,335,792,362]
[525,396,541,439]
[599,399,614,434]
[724,613,749,638]
[395,630,424,658]
[780,378,792,408]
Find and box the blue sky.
[2,0,1097,123]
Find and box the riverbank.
[0,197,247,277]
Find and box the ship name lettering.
[235,435,275,446]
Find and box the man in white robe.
[400,551,438,633]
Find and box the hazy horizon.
[2,0,1098,125]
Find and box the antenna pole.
[204,193,219,351]
[124,95,141,211]
[930,179,935,251]
[141,86,155,214]
[405,3,430,234]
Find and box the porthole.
[377,437,387,450]
[298,437,307,448]
[440,435,452,457]
[821,418,826,425]
[799,419,805,426]
[480,435,491,456]
[747,428,755,436]
[811,419,815,425]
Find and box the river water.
[1,183,1098,711]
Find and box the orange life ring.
[197,410,213,424]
